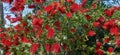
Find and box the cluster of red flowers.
[1,0,120,55]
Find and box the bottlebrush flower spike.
[97,16,105,22]
[104,7,115,17]
[70,28,75,33]
[28,4,35,9]
[108,47,114,53]
[44,5,53,13]
[85,15,91,20]
[93,21,100,27]
[0,33,6,38]
[34,0,46,4]
[51,43,60,53]
[103,37,110,43]
[45,24,50,30]
[96,41,102,47]
[80,8,88,13]
[37,10,41,16]
[66,0,73,3]
[20,37,30,43]
[66,12,72,18]
[5,51,10,55]
[70,3,80,12]
[96,49,104,55]
[45,43,51,52]
[30,43,40,54]
[110,27,119,36]
[87,30,96,37]
[115,39,120,46]
[59,6,66,13]
[1,38,13,47]
[84,24,88,28]
[47,28,55,39]
[32,18,44,28]
[103,20,115,30]
[54,21,60,27]
[81,0,87,7]
[91,3,97,10]
[35,29,42,37]
[2,0,13,4]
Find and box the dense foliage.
[1,0,120,55]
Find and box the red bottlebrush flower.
[34,0,45,4]
[0,28,3,32]
[93,21,100,27]
[47,28,55,39]
[110,27,118,36]
[37,10,41,15]
[56,27,61,31]
[91,3,97,10]
[97,16,105,22]
[59,6,66,13]
[13,34,18,45]
[84,24,88,28]
[10,7,17,12]
[5,51,10,55]
[104,7,115,17]
[66,0,73,3]
[21,37,30,43]
[103,20,115,30]
[51,43,60,53]
[21,22,27,28]
[32,18,44,28]
[54,21,60,27]
[81,0,87,7]
[108,47,114,53]
[87,30,96,37]
[45,43,51,52]
[51,10,57,16]
[2,0,13,4]
[13,38,18,46]
[62,44,67,50]
[51,2,59,9]
[66,12,72,18]
[24,29,30,34]
[45,24,50,30]
[96,41,102,47]
[96,49,104,55]
[103,37,110,43]
[85,15,91,20]
[35,29,42,37]
[44,5,53,13]
[80,8,88,13]
[13,35,18,40]
[71,38,75,42]
[8,17,22,23]
[2,38,13,47]
[10,4,24,12]
[28,4,35,9]
[70,28,75,33]
[115,39,120,46]
[19,0,25,5]
[14,24,23,31]
[30,43,40,54]
[6,15,11,20]
[32,18,43,25]
[0,33,6,38]
[96,41,102,50]
[70,3,80,12]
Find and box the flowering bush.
[1,0,120,55]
